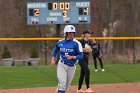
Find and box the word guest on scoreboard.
[27,0,91,25]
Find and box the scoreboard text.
[27,0,90,25]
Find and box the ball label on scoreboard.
[27,0,91,25]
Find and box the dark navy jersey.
[52,38,83,65]
[91,42,102,55]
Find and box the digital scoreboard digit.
[27,0,91,25]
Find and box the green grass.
[0,64,140,89]
[89,64,140,84]
[0,66,57,89]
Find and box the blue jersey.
[52,38,83,65]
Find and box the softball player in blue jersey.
[51,25,83,93]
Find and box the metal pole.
[36,25,42,51]
[56,24,61,37]
[56,24,60,64]
[132,40,136,64]
[44,40,48,65]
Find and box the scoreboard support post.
[56,24,60,37]
[56,24,60,64]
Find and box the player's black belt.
[60,60,75,67]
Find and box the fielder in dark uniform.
[91,39,105,72]
[77,30,93,93]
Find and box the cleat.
[85,88,94,93]
[95,69,98,72]
[77,89,85,93]
[101,69,105,72]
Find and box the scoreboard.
[27,0,91,25]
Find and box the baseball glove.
[84,44,92,53]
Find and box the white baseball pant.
[57,60,76,92]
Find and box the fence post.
[132,40,136,64]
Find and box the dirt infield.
[0,83,140,93]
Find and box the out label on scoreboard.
[27,0,91,25]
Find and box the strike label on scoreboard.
[27,0,91,25]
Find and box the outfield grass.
[0,64,140,89]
